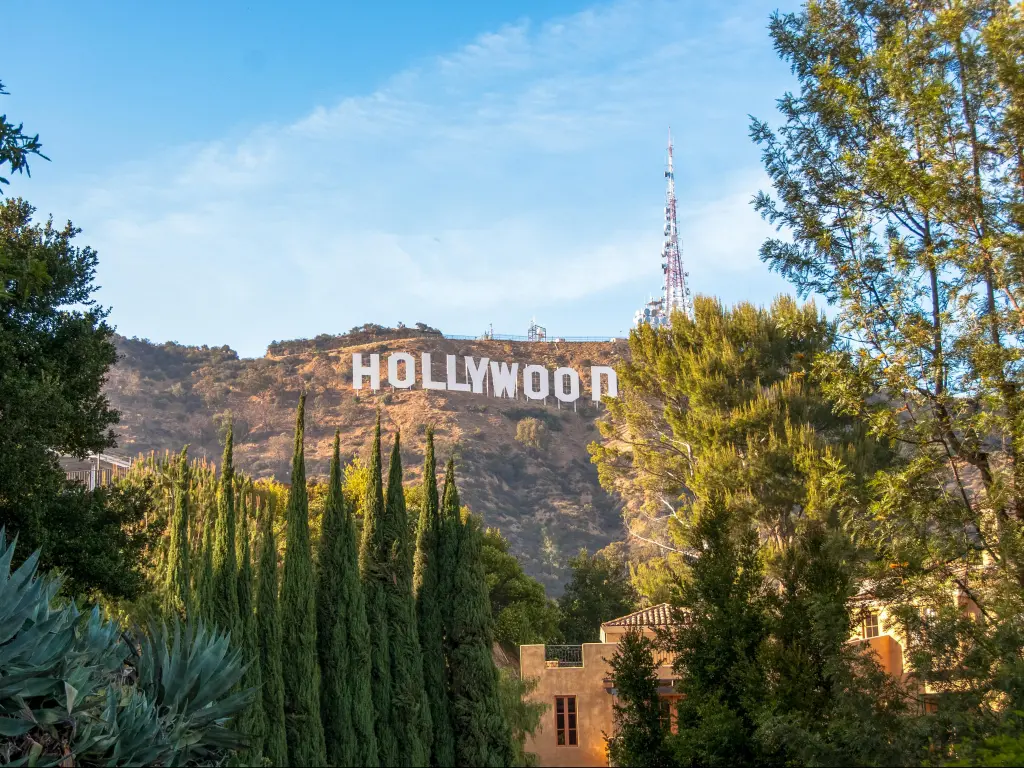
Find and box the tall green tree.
[496,670,547,768]
[279,394,327,766]
[590,296,887,562]
[163,446,191,618]
[235,488,265,765]
[665,496,768,767]
[481,526,562,647]
[444,461,516,768]
[755,522,920,766]
[0,197,151,595]
[438,458,461,663]
[751,0,1024,750]
[196,518,215,626]
[255,496,288,767]
[558,549,637,644]
[414,428,455,767]
[383,431,430,766]
[594,295,916,764]
[360,415,397,765]
[317,432,378,767]
[316,432,351,765]
[606,629,672,768]
[212,423,241,639]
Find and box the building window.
[555,696,578,746]
[863,610,879,639]
[658,695,680,734]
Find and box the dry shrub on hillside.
[515,417,547,450]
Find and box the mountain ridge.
[104,328,629,593]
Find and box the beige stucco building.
[519,592,948,767]
[520,604,679,768]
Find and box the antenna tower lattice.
[634,129,692,328]
[661,128,691,320]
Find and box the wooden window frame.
[863,610,879,639]
[555,695,578,747]
[658,694,681,734]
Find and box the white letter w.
[489,361,518,398]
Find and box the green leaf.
[0,715,33,737]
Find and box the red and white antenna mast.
[661,128,691,320]
[634,129,692,328]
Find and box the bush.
[503,407,563,432]
[515,418,548,450]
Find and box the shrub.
[515,418,547,450]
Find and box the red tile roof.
[601,603,678,628]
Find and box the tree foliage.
[359,415,397,765]
[163,447,191,618]
[255,496,288,766]
[482,526,562,647]
[557,548,637,644]
[317,431,378,767]
[414,427,455,767]
[752,0,1024,754]
[211,423,240,640]
[445,461,517,768]
[589,295,891,621]
[235,487,265,766]
[384,431,431,765]
[606,629,673,768]
[278,394,327,765]
[0,198,149,596]
[0,81,46,193]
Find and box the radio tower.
[635,129,692,327]
[662,128,691,319]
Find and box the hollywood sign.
[351,353,618,403]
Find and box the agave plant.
[0,528,251,766]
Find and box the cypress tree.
[236,490,266,765]
[164,446,191,619]
[212,422,241,640]
[360,415,397,766]
[256,496,289,767]
[444,461,516,767]
[280,393,327,766]
[438,458,461,660]
[317,431,378,766]
[383,431,430,766]
[316,432,352,765]
[414,428,455,767]
[196,515,215,625]
[343,449,380,766]
[606,629,671,768]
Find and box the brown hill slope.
[105,330,628,593]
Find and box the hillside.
[104,328,629,593]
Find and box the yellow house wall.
[520,643,618,768]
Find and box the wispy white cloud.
[43,0,796,356]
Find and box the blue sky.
[3,0,801,357]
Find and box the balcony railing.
[65,464,131,490]
[544,645,583,668]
